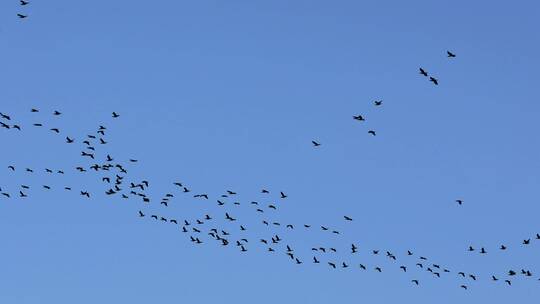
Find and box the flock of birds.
[1,106,540,291]
[4,1,539,293]
[311,50,456,146]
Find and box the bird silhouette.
[368,130,376,136]
[419,68,428,77]
[353,115,365,121]
[447,51,456,58]
[429,77,438,85]
[312,140,321,147]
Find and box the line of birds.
[418,51,456,86]
[2,108,539,291]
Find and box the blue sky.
[1,0,540,303]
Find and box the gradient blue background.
[1,0,540,303]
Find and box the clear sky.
[1,0,540,303]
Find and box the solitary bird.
[374,100,383,106]
[368,130,376,136]
[447,51,456,58]
[353,115,365,121]
[20,0,29,5]
[419,68,428,77]
[456,199,463,205]
[17,14,27,19]
[112,112,120,118]
[429,77,438,85]
[312,140,321,147]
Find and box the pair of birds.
[17,0,30,19]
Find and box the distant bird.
[368,130,376,136]
[351,244,358,253]
[447,51,456,58]
[66,137,74,143]
[460,285,467,290]
[374,100,383,106]
[523,239,530,245]
[500,245,507,250]
[138,211,145,217]
[312,140,321,147]
[280,191,287,199]
[50,128,60,133]
[429,77,438,85]
[353,115,365,121]
[313,257,320,264]
[328,262,336,269]
[419,68,428,77]
[31,108,38,112]
[456,199,463,205]
[261,189,269,194]
[344,215,353,221]
[20,0,29,5]
[112,112,120,118]
[411,279,419,285]
[53,110,61,115]
[17,14,27,19]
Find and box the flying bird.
[447,51,456,58]
[419,68,428,77]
